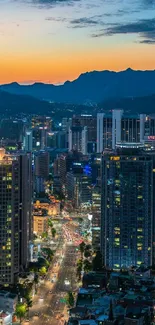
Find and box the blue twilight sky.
[0,0,155,84]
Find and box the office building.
[62,117,72,132]
[69,126,87,154]
[66,162,92,209]
[34,150,49,194]
[97,111,140,153]
[32,127,48,150]
[23,130,33,151]
[35,151,49,179]
[101,144,153,269]
[72,115,97,152]
[0,149,32,285]
[47,131,67,149]
[31,115,52,130]
[140,114,155,149]
[92,185,101,251]
[47,132,57,148]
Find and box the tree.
[76,259,83,280]
[79,242,86,259]
[41,231,48,239]
[39,266,47,276]
[66,292,74,307]
[48,219,53,228]
[38,257,49,268]
[51,228,56,238]
[15,303,27,324]
[83,259,92,273]
[92,250,103,271]
[33,233,38,240]
[84,250,91,258]
[25,294,33,316]
[76,265,82,280]
[34,273,39,292]
[42,247,53,261]
[85,244,92,251]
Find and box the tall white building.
[68,126,88,154]
[112,110,124,149]
[97,110,140,152]
[97,113,105,153]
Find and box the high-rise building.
[97,111,140,153]
[140,114,155,149]
[121,116,140,144]
[69,126,87,154]
[92,185,101,251]
[35,151,49,179]
[72,115,97,147]
[32,127,48,150]
[23,130,33,152]
[66,162,92,209]
[101,144,153,269]
[34,151,49,194]
[0,148,32,285]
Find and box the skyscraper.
[34,150,49,194]
[69,126,87,154]
[0,149,32,285]
[97,111,140,153]
[101,144,153,269]
[92,185,101,251]
[23,130,33,152]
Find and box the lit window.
[114,264,120,268]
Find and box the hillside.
[1,68,155,104]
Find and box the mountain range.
[1,89,155,118]
[1,68,155,104]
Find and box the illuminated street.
[24,218,82,325]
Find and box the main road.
[24,221,80,325]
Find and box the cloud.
[70,17,100,27]
[92,17,155,44]
[139,39,155,44]
[45,17,68,22]
[27,0,79,6]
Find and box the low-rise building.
[33,215,48,235]
[0,291,17,314]
[0,311,12,325]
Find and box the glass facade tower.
[101,145,153,269]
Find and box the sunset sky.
[0,0,155,84]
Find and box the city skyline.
[1,0,155,84]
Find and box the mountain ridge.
[1,68,155,104]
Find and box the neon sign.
[148,136,155,140]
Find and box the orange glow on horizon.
[0,45,155,84]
